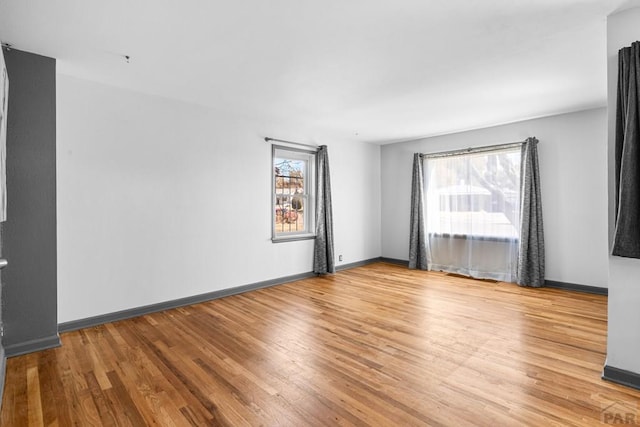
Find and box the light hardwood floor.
[2,262,639,426]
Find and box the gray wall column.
[2,47,59,357]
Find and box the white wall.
[56,75,381,323]
[606,6,640,375]
[381,108,608,288]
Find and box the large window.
[424,147,521,240]
[272,146,316,241]
[423,145,522,282]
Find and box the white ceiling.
[1,0,638,144]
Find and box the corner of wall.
[605,5,640,381]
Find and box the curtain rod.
[265,137,318,150]
[421,139,531,159]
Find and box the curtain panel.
[409,153,428,269]
[612,41,640,258]
[313,145,335,274]
[422,146,521,282]
[517,137,545,287]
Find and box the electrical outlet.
[338,254,343,262]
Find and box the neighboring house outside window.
[272,146,316,242]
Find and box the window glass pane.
[273,147,315,239]
[424,147,521,239]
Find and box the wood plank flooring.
[2,262,639,426]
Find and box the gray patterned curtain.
[612,41,640,258]
[313,145,335,274]
[517,137,545,287]
[409,153,428,270]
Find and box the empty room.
[1,0,640,425]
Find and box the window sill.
[272,234,316,243]
[429,233,518,244]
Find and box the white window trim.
[272,145,317,242]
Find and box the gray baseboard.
[377,260,608,296]
[4,334,61,357]
[61,260,391,333]
[379,257,410,266]
[335,257,382,271]
[59,271,317,333]
[603,365,640,390]
[545,280,608,296]
[56,260,608,336]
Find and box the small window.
[272,146,316,241]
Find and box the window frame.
[271,145,317,243]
